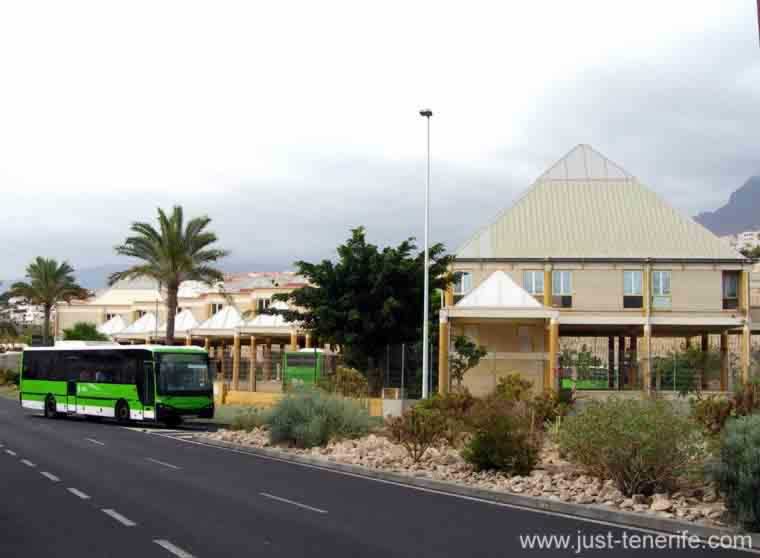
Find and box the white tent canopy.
[159,309,199,334]
[446,271,558,320]
[191,306,243,336]
[97,315,127,336]
[115,312,158,338]
[457,271,542,308]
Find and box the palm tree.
[110,206,228,345]
[9,258,89,346]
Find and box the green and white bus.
[19,344,214,425]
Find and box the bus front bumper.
[156,403,214,420]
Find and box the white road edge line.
[20,459,36,467]
[5,449,17,456]
[41,472,60,482]
[146,457,181,470]
[166,436,760,556]
[102,508,137,527]
[85,438,105,446]
[153,539,196,558]
[260,492,328,514]
[67,488,91,500]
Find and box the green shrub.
[531,389,574,426]
[386,407,446,463]
[417,390,476,447]
[495,373,533,401]
[461,395,541,475]
[229,407,269,431]
[691,394,734,435]
[316,365,369,398]
[708,415,760,530]
[267,387,371,448]
[559,398,705,496]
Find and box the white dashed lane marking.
[5,449,17,456]
[259,492,328,514]
[102,509,137,527]
[153,539,196,558]
[146,457,181,470]
[40,472,60,482]
[85,438,105,446]
[66,488,91,500]
[20,459,36,467]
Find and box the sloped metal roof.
[457,145,744,260]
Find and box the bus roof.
[23,345,207,353]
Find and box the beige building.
[55,272,309,346]
[438,145,753,397]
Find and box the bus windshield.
[156,353,212,395]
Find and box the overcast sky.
[1,1,759,279]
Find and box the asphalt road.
[0,396,753,557]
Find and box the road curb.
[191,436,759,548]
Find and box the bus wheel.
[115,401,131,424]
[44,396,58,419]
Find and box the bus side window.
[23,353,38,380]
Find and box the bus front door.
[66,379,77,413]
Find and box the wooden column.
[249,336,257,392]
[444,284,454,307]
[720,332,729,391]
[438,315,450,395]
[548,319,559,390]
[741,324,751,385]
[641,324,652,393]
[232,333,241,390]
[263,338,272,380]
[185,334,192,346]
[290,330,298,351]
[204,337,210,352]
[543,267,552,308]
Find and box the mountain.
[695,177,760,236]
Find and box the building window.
[210,303,224,315]
[256,299,271,313]
[136,310,146,318]
[552,270,572,308]
[723,271,739,310]
[105,313,117,321]
[523,271,544,295]
[652,270,672,310]
[453,272,473,296]
[623,270,643,309]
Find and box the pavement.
[0,397,754,557]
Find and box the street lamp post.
[419,108,433,398]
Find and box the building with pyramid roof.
[439,145,752,396]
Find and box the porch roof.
[446,270,558,320]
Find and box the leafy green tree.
[274,227,453,372]
[62,321,109,341]
[9,258,88,346]
[109,206,228,345]
[449,335,487,389]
